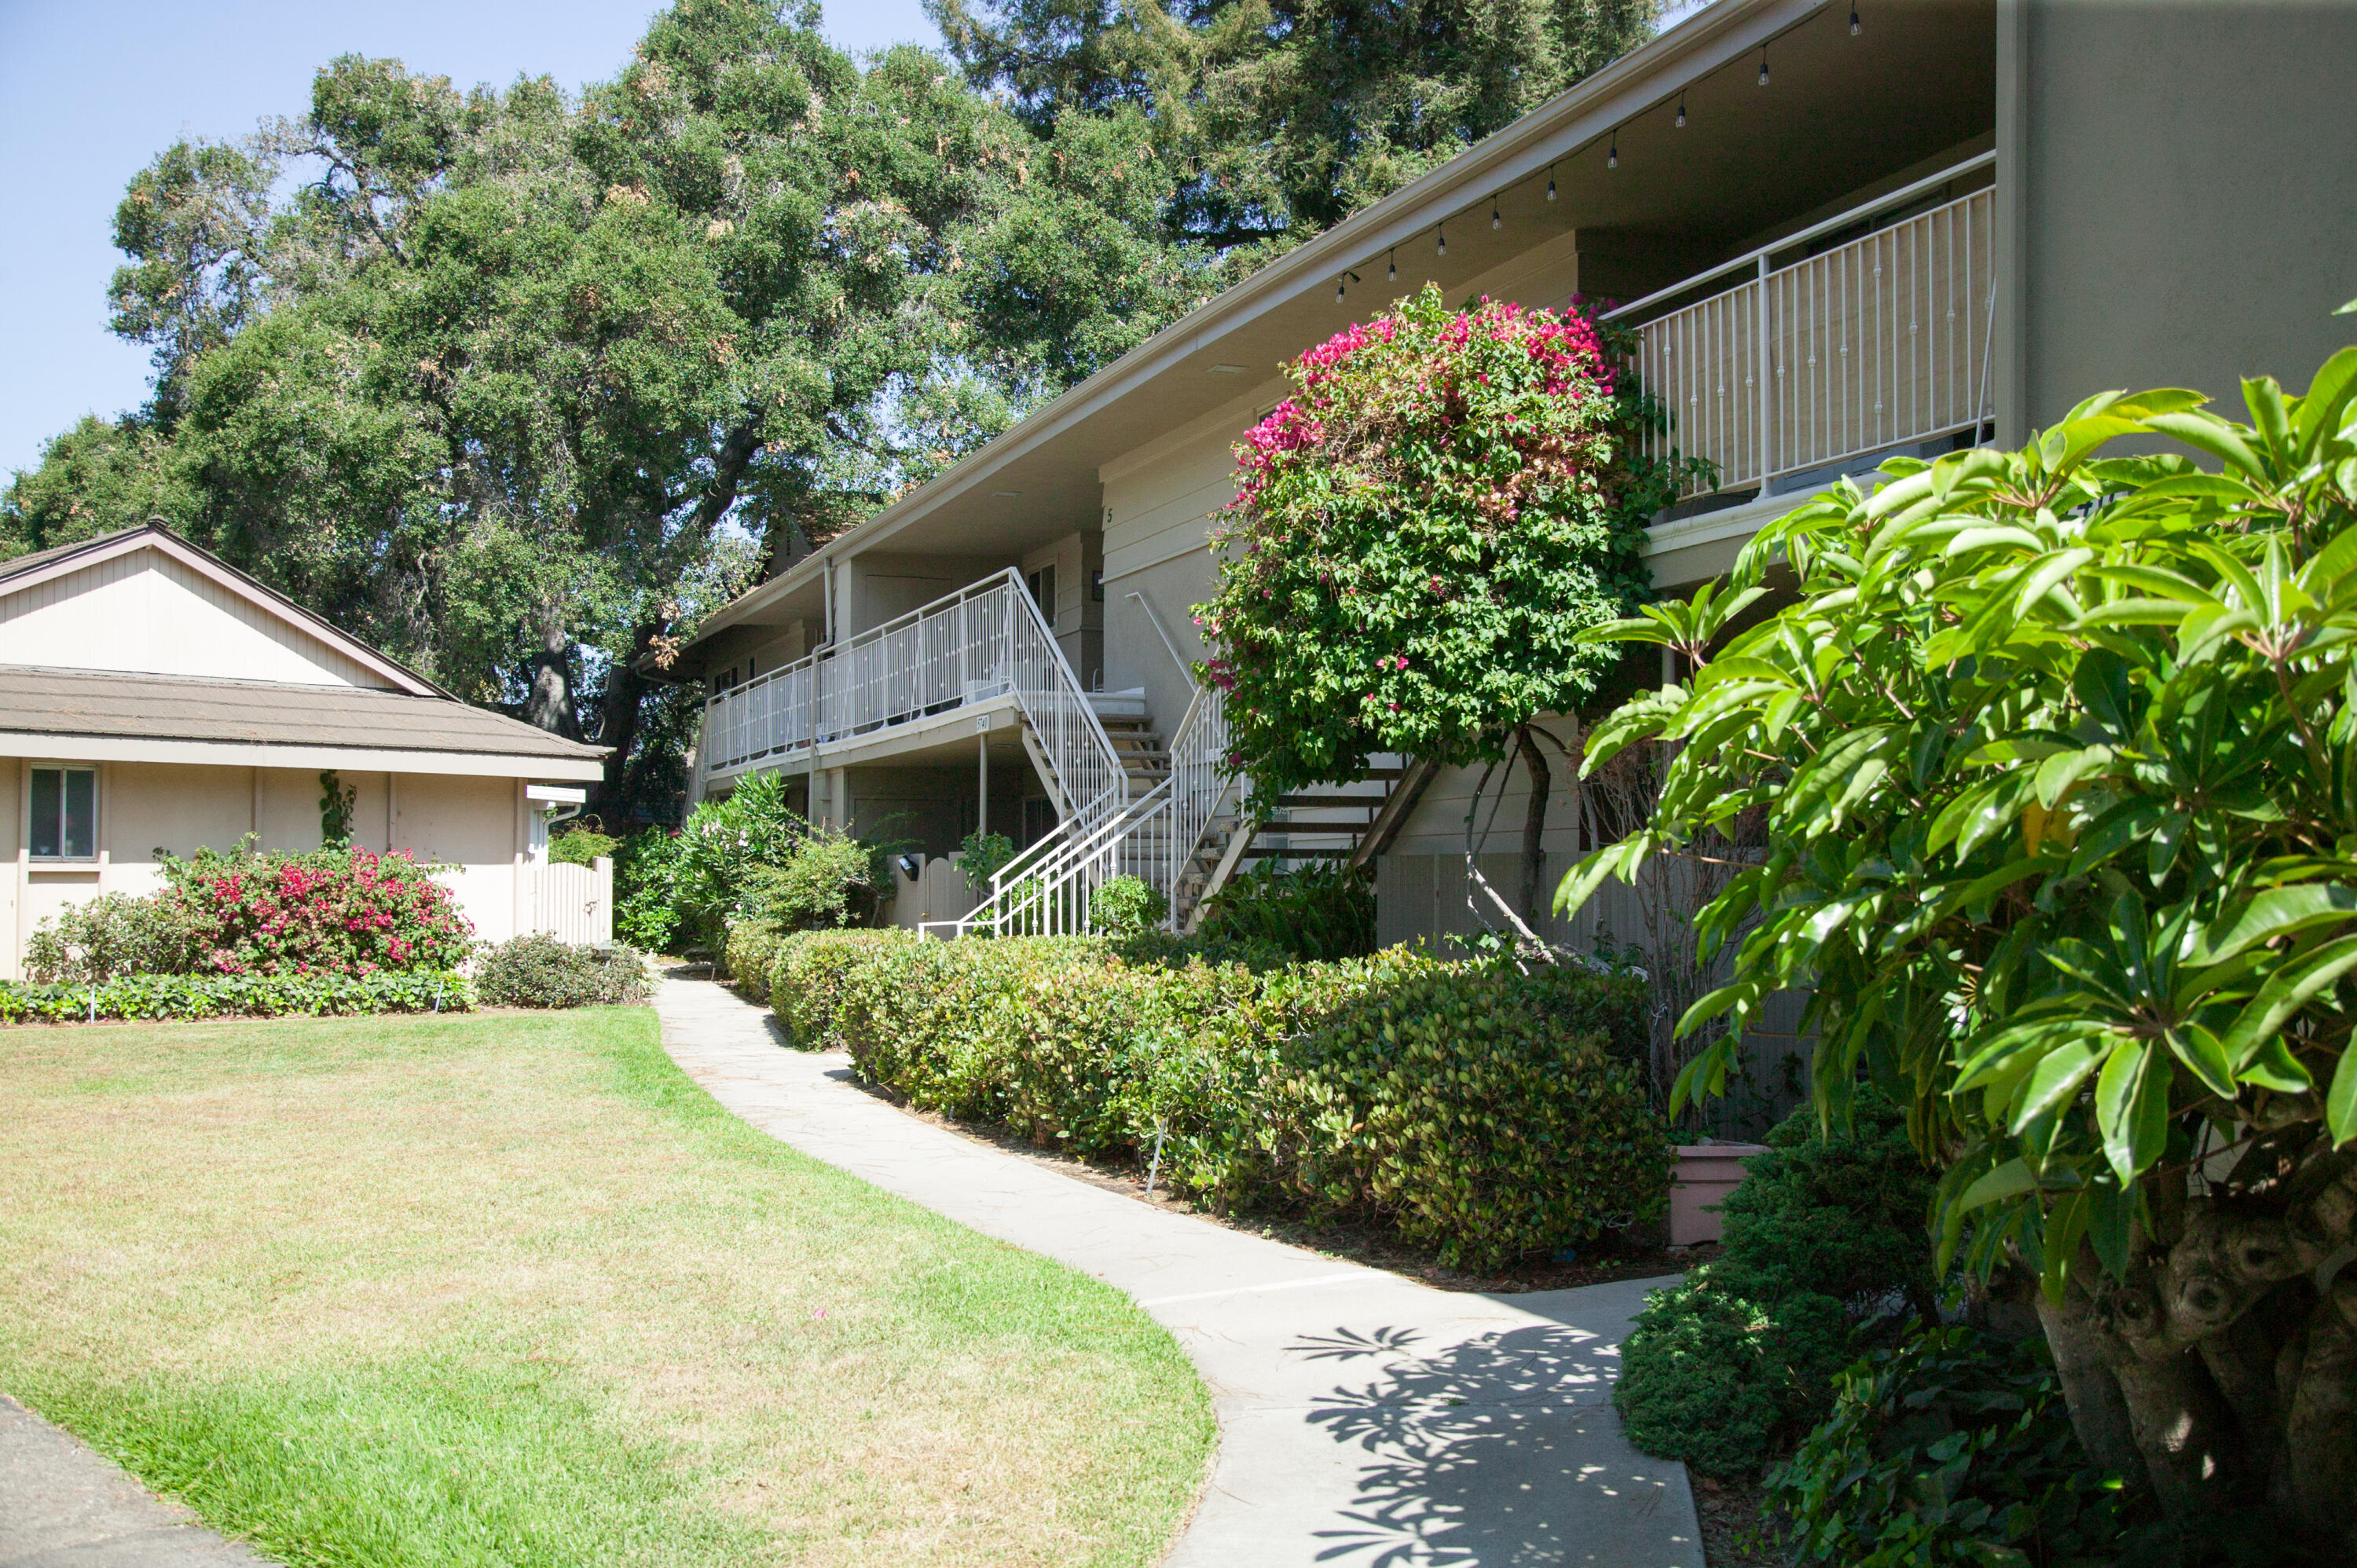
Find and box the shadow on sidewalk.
[1299,1320,1681,1566]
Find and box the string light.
[1676,90,1687,128]
[1758,46,1769,86]
[1849,4,1861,35]
[1490,195,1501,230]
[1545,162,1556,201]
[1437,224,1446,258]
[1607,127,1618,169]
[1335,269,1361,302]
[1387,247,1397,281]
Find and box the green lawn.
[0,1008,1212,1567]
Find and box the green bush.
[548,826,620,867]
[1192,862,1376,961]
[725,921,784,1001]
[735,827,878,930]
[23,892,209,982]
[1614,1091,1937,1477]
[1087,874,1168,936]
[1770,1324,2132,1566]
[769,929,917,1050]
[614,826,686,951]
[474,935,647,1009]
[778,929,1666,1269]
[0,969,473,1023]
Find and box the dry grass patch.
[0,1009,1211,1567]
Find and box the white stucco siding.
[0,547,382,687]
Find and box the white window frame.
[24,761,101,864]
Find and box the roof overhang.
[0,731,608,782]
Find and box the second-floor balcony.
[1610,153,1996,507]
[699,568,1127,821]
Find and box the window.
[1027,564,1056,621]
[1091,569,1105,603]
[30,766,96,860]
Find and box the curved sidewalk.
[657,977,1700,1567]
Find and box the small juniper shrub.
[1613,1091,1937,1478]
[474,934,648,1008]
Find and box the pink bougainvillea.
[167,846,475,976]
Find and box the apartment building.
[673,0,2357,943]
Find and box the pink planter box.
[1670,1142,1769,1247]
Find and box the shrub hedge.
[475,935,648,1008]
[0,969,474,1023]
[764,929,1665,1270]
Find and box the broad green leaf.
[2009,1036,2113,1131]
[2221,934,2357,1066]
[1957,1157,2036,1213]
[2095,1039,2171,1182]
[2185,885,2357,966]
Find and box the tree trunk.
[592,621,665,822]
[2034,1144,2357,1559]
[1515,724,1550,928]
[524,604,576,738]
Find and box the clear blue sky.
[0,0,945,481]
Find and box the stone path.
[0,1394,272,1568]
[657,976,1701,1567]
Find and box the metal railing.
[1610,156,1997,500]
[937,682,1237,938]
[700,569,1127,841]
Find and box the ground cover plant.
[1560,346,2357,1555]
[1189,862,1376,961]
[0,968,471,1022]
[0,1009,1212,1567]
[766,929,1666,1270]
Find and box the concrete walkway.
[657,976,1700,1567]
[0,1394,273,1568]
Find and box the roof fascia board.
[0,731,608,780]
[0,526,446,697]
[691,0,1812,643]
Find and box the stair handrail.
[1160,682,1237,919]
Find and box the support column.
[978,725,990,838]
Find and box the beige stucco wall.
[2011,0,2357,435]
[3,759,526,980]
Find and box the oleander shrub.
[474,934,647,1009]
[0,969,473,1022]
[1086,874,1168,936]
[1770,1324,2134,1566]
[773,926,1669,1269]
[1191,861,1376,961]
[1615,1091,1938,1477]
[769,929,915,1050]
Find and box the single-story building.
[0,525,612,979]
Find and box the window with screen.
[29,767,97,860]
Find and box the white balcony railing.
[1610,155,1996,500]
[701,570,1127,838]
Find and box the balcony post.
[1756,252,1772,490]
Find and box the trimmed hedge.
[771,929,918,1050]
[727,921,786,1002]
[0,969,475,1024]
[769,930,1666,1270]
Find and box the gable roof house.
[0,526,610,979]
[669,0,2357,945]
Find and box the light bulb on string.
[1675,91,1686,128]
[1849,5,1861,35]
[1387,247,1397,281]
[1336,276,1345,302]
[1607,128,1618,169]
[1758,47,1769,86]
[1437,224,1446,258]
[1545,163,1556,201]
[1490,195,1501,230]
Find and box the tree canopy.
[929,0,1660,251]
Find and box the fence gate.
[528,856,614,946]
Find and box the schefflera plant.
[1558,347,2357,1552]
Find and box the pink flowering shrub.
[1193,284,1695,800]
[154,844,475,976]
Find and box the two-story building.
[673,0,2357,943]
